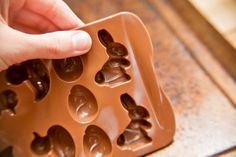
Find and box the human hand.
[0,0,92,71]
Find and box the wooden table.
[64,0,236,156]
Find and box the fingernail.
[72,31,92,52]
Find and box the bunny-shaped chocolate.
[117,94,152,148]
[95,29,131,86]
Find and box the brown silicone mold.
[0,12,175,157]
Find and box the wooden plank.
[189,0,236,72]
[189,0,236,50]
[64,0,236,156]
[147,0,236,107]
[190,0,236,34]
[228,31,236,48]
[212,146,236,157]
[165,0,236,81]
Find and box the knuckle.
[46,38,63,57]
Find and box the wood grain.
[167,0,236,81]
[190,0,236,48]
[64,0,236,156]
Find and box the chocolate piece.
[117,93,152,148]
[107,43,128,57]
[0,146,13,157]
[4,59,50,101]
[48,125,75,157]
[68,85,98,123]
[53,56,83,82]
[83,125,112,157]
[31,132,51,155]
[0,90,17,115]
[95,29,130,86]
[32,125,75,157]
[98,29,114,47]
[6,64,28,85]
[23,60,50,100]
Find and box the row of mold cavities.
[0,125,111,157]
[52,29,131,87]
[3,29,131,105]
[0,93,152,156]
[31,125,112,157]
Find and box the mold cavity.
[6,64,28,85]
[48,125,75,157]
[4,60,50,101]
[95,67,130,85]
[96,29,130,87]
[23,60,50,101]
[31,125,75,157]
[0,90,18,115]
[117,94,152,149]
[83,125,112,157]
[98,29,114,47]
[68,85,98,123]
[95,71,105,84]
[31,132,51,155]
[0,146,13,157]
[105,58,130,68]
[107,43,128,57]
[53,56,83,82]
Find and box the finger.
[10,9,59,33]
[11,22,41,34]
[0,25,92,71]
[24,0,84,29]
[26,30,92,59]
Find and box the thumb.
[0,25,92,71]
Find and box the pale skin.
[0,0,92,71]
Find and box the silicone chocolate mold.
[0,12,175,157]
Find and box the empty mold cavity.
[0,90,18,115]
[0,146,13,157]
[31,125,75,157]
[68,85,98,123]
[83,125,112,157]
[117,94,152,148]
[5,59,50,101]
[6,64,28,85]
[95,29,130,86]
[53,56,83,82]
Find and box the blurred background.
[63,0,236,156]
